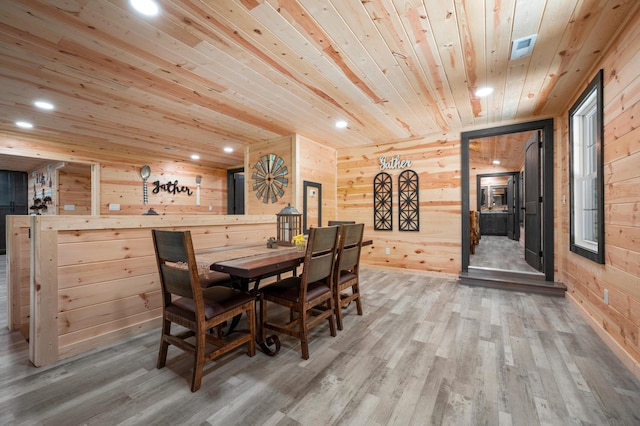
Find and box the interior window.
[569,70,604,263]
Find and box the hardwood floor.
[2,256,640,425]
[470,235,542,274]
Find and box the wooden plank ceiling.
[0,0,638,169]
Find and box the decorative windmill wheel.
[252,153,289,203]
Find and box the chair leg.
[157,318,171,369]
[327,298,336,337]
[353,284,363,315]
[191,329,206,392]
[299,309,309,360]
[334,291,344,331]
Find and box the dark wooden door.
[524,133,543,271]
[0,171,28,254]
[507,175,515,240]
[227,168,245,214]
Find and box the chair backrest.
[336,223,364,274]
[152,229,201,303]
[302,225,339,286]
[328,220,356,226]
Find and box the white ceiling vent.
[510,34,537,60]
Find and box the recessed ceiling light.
[191,154,200,160]
[335,120,348,129]
[492,160,501,165]
[224,147,233,153]
[475,87,494,97]
[15,121,33,129]
[34,100,54,110]
[130,0,159,16]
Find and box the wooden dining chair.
[259,225,339,359]
[333,223,365,330]
[152,229,256,392]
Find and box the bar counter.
[6,215,276,367]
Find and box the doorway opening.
[226,168,245,215]
[461,119,555,283]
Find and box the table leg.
[224,276,281,356]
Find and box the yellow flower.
[291,234,305,244]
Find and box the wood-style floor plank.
[2,256,640,425]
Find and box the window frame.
[569,69,605,264]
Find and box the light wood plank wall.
[337,136,461,274]
[245,134,337,231]
[245,135,295,216]
[0,134,232,216]
[296,134,337,226]
[24,215,276,366]
[58,163,91,215]
[6,216,30,338]
[99,160,228,215]
[556,8,640,378]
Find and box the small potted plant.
[291,234,306,251]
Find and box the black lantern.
[276,204,302,246]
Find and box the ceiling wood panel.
[1,0,638,171]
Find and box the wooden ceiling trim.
[485,0,514,123]
[240,2,414,141]
[339,0,449,134]
[537,0,640,116]
[424,0,477,128]
[204,2,406,141]
[311,0,439,137]
[500,0,546,121]
[398,1,459,130]
[456,0,487,122]
[516,0,576,119]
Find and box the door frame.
[476,171,520,240]
[461,118,554,282]
[302,180,322,234]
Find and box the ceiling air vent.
[510,34,537,60]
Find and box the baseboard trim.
[567,293,640,382]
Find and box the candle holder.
[276,204,302,246]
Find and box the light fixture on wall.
[492,160,501,165]
[195,175,202,206]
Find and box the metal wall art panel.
[373,172,392,231]
[398,170,419,231]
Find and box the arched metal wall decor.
[373,172,392,230]
[398,170,419,231]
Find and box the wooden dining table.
[195,238,372,355]
[196,244,303,355]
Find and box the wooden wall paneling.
[58,163,91,215]
[6,216,30,335]
[99,161,228,215]
[556,7,640,379]
[337,134,461,274]
[296,135,337,225]
[246,135,295,215]
[30,217,59,366]
[6,215,277,365]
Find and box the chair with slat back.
[259,225,339,359]
[333,223,365,330]
[152,229,256,392]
